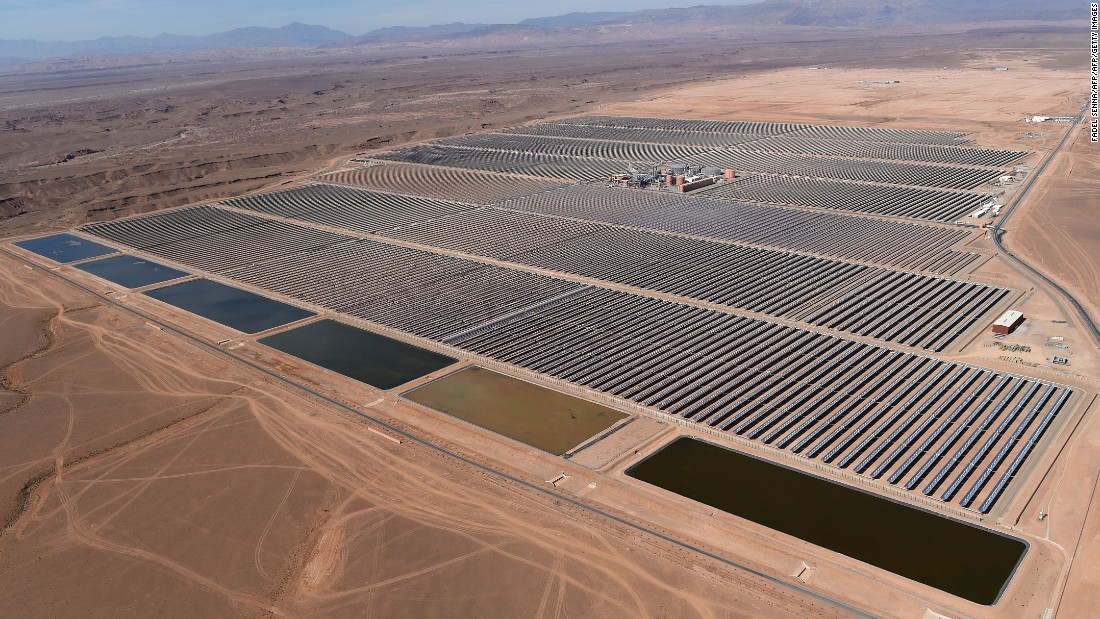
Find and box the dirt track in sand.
[1010,123,1100,320]
[1,23,1095,619]
[0,253,843,618]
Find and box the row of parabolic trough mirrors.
[21,114,1078,516]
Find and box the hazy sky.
[1,0,759,41]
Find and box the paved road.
[2,246,877,619]
[991,104,1100,351]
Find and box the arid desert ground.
[2,20,1099,619]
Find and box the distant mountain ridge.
[0,22,353,62]
[0,0,1087,64]
[726,0,1086,25]
[518,12,631,28]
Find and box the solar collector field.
[316,163,569,205]
[704,150,1002,190]
[222,184,479,233]
[787,124,971,145]
[81,205,355,272]
[551,115,969,145]
[224,239,585,341]
[503,121,1021,166]
[375,144,627,181]
[502,185,981,274]
[501,123,762,147]
[385,207,1007,351]
[698,175,993,222]
[449,287,1070,513]
[733,136,1026,167]
[385,128,1003,191]
[74,199,1070,513]
[434,133,714,166]
[550,115,811,136]
[67,114,1071,515]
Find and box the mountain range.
[0,0,1087,65]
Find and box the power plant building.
[992,310,1025,335]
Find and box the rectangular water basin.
[627,437,1026,605]
[259,319,457,390]
[144,279,312,334]
[404,366,628,455]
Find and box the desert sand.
[0,252,844,618]
[2,19,1098,619]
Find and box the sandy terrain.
[601,57,1082,147]
[1,20,1097,619]
[1011,123,1100,320]
[0,24,1081,235]
[0,42,745,234]
[0,252,845,617]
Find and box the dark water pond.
[15,234,115,263]
[626,437,1026,605]
[76,255,188,288]
[144,279,312,334]
[259,319,456,390]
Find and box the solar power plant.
[703,150,1003,190]
[67,114,1073,515]
[501,185,981,274]
[375,144,626,181]
[449,287,1070,513]
[81,205,354,272]
[501,123,762,148]
[316,163,569,205]
[385,207,1007,351]
[433,133,714,166]
[416,133,1008,189]
[225,239,586,341]
[70,191,1069,514]
[222,184,478,233]
[728,136,1027,167]
[698,175,995,222]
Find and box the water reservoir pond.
[404,366,628,455]
[627,437,1026,605]
[76,255,188,288]
[15,234,115,263]
[260,319,456,390]
[144,279,313,334]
